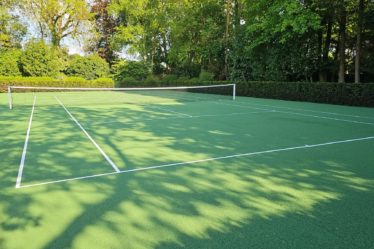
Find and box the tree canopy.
[0,0,373,82]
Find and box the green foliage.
[162,74,178,83]
[114,61,151,81]
[22,0,93,47]
[0,3,27,48]
[116,79,374,107]
[0,76,114,92]
[236,81,374,107]
[65,54,110,80]
[199,70,214,81]
[19,41,62,77]
[0,49,22,76]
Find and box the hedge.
[2,77,373,106]
[0,76,114,92]
[117,80,374,107]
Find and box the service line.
[18,135,374,189]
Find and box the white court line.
[215,101,374,126]
[148,105,193,117]
[16,95,37,188]
[18,135,374,189]
[87,110,275,127]
[55,96,120,173]
[241,101,374,120]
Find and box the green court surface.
[1,90,374,249]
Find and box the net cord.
[9,84,235,91]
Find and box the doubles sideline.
[18,135,374,189]
[241,101,374,120]
[214,101,374,126]
[15,95,37,188]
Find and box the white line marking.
[87,110,274,127]
[55,96,120,173]
[242,101,374,120]
[148,105,193,117]
[215,101,374,126]
[16,95,37,188]
[18,135,374,189]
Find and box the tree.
[0,48,22,76]
[23,0,92,47]
[64,54,110,79]
[338,0,347,83]
[0,1,27,48]
[355,0,365,83]
[89,0,118,64]
[113,60,151,81]
[20,40,62,76]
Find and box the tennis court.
[1,85,374,249]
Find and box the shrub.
[0,49,22,76]
[199,70,214,81]
[162,74,178,84]
[19,40,62,77]
[0,76,114,92]
[65,54,109,80]
[114,61,151,81]
[116,79,374,107]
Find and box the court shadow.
[1,100,374,249]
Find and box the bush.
[236,81,374,107]
[114,61,151,81]
[0,49,22,76]
[162,74,178,84]
[19,40,62,77]
[116,79,374,107]
[0,76,114,92]
[65,54,109,80]
[199,70,214,81]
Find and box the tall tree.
[90,0,118,63]
[23,0,92,47]
[355,0,365,83]
[338,0,347,83]
[0,1,27,48]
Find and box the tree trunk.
[338,0,346,83]
[320,17,333,82]
[318,21,323,81]
[224,0,232,80]
[355,0,365,83]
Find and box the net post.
[8,86,13,110]
[233,83,236,100]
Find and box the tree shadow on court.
[39,146,374,249]
[36,103,374,249]
[1,102,374,249]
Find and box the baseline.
[18,135,374,189]
[55,96,120,173]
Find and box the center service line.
[55,96,120,173]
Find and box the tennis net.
[8,84,236,109]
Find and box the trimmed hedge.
[117,79,229,88]
[117,80,374,107]
[236,81,374,107]
[0,76,115,92]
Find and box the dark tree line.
[1,0,373,82]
